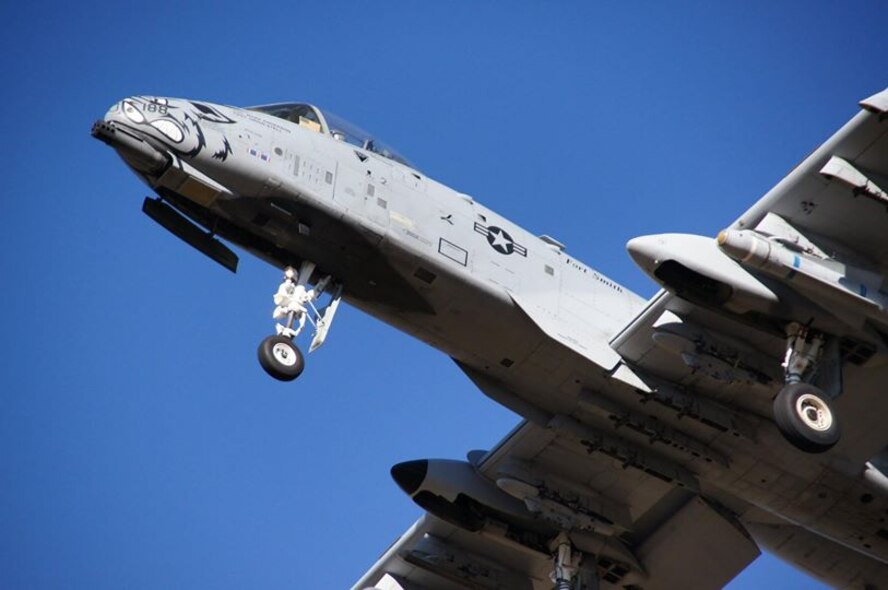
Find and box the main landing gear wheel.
[773,383,840,453]
[258,335,304,381]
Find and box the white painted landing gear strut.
[549,533,597,590]
[257,261,343,382]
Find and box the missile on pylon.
[717,229,888,322]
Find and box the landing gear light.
[257,261,343,382]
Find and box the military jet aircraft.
[92,88,888,589]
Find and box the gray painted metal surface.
[94,89,888,589]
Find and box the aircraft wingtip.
[860,88,888,114]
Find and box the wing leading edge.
[732,88,888,271]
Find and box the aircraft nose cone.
[390,460,428,496]
[626,235,662,272]
[104,100,120,117]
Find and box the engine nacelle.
[627,233,780,314]
[390,459,531,532]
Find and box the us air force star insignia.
[474,222,527,256]
[488,227,514,254]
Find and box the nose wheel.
[258,335,305,381]
[258,261,342,382]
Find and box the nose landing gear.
[257,261,343,382]
[773,323,841,453]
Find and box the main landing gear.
[773,323,841,453]
[257,261,343,382]
[549,533,597,590]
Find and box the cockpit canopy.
[248,103,413,168]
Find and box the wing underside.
[354,87,888,590]
[353,421,760,590]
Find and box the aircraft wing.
[354,88,888,590]
[352,420,760,590]
[614,87,888,466]
[729,88,888,272]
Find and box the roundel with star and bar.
[474,222,527,256]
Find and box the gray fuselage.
[96,96,888,584]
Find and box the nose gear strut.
[257,261,343,381]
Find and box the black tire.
[773,383,840,453]
[257,335,304,381]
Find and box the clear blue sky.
[1,1,885,588]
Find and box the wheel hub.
[272,342,297,367]
[796,393,833,431]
